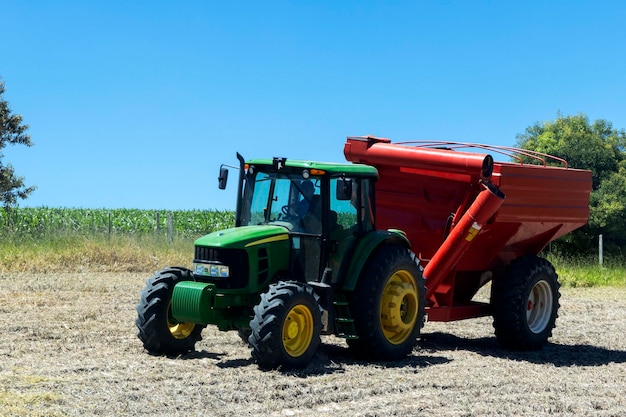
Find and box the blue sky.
[2,1,625,210]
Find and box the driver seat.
[302,195,322,234]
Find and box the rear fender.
[341,229,411,292]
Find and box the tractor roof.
[246,158,379,177]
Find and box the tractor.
[136,136,591,369]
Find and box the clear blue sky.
[2,1,625,210]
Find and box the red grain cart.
[345,136,592,349]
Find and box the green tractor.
[136,153,426,369]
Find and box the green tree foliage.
[590,163,626,238]
[516,113,626,255]
[0,80,35,210]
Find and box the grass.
[547,253,626,287]
[0,234,196,274]
[0,233,624,287]
[0,206,233,274]
[0,374,63,417]
[1,207,623,285]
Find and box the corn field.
[0,207,236,240]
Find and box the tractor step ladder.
[332,299,358,339]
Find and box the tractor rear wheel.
[136,267,205,356]
[249,281,322,370]
[492,255,560,350]
[236,328,252,345]
[347,245,426,360]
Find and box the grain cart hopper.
[136,136,592,369]
[344,136,592,348]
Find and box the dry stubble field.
[1,271,625,417]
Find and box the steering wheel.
[280,204,298,221]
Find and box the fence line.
[2,208,623,262]
[599,234,604,267]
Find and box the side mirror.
[336,178,353,201]
[218,166,229,190]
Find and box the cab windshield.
[240,171,320,230]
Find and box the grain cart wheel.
[347,245,426,360]
[136,267,205,356]
[492,255,560,350]
[249,281,322,370]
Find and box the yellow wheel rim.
[380,270,419,345]
[167,301,196,340]
[282,304,314,357]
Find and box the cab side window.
[330,178,358,230]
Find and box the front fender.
[341,229,411,292]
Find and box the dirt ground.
[1,272,625,417]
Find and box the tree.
[516,113,625,189]
[590,163,626,245]
[0,80,35,210]
[516,113,626,255]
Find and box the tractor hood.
[194,225,290,249]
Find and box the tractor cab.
[219,154,378,286]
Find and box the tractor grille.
[194,246,249,289]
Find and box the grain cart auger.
[136,136,592,369]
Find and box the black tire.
[136,267,205,356]
[249,281,322,370]
[492,255,560,350]
[347,245,426,360]
[236,328,252,345]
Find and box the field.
[1,207,625,416]
[0,207,235,240]
[1,207,624,285]
[1,271,625,417]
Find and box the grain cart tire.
[136,267,205,356]
[492,255,560,350]
[347,245,426,360]
[249,281,322,370]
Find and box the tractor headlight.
[194,262,230,278]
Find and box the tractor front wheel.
[347,245,426,360]
[136,267,205,356]
[249,281,322,370]
[492,255,560,350]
